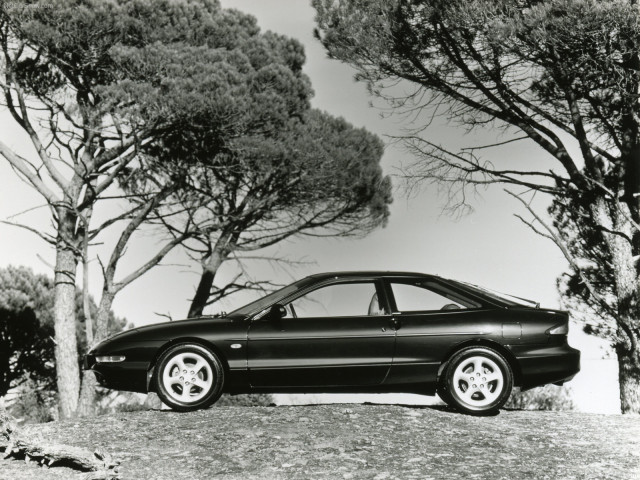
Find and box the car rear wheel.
[155,344,224,412]
[444,346,513,415]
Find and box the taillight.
[546,323,569,335]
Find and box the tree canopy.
[136,106,392,317]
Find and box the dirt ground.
[1,404,639,480]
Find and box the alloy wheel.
[451,355,505,408]
[161,351,215,404]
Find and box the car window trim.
[382,277,493,314]
[252,276,392,321]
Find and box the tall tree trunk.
[616,329,640,413]
[188,250,226,318]
[76,371,98,416]
[616,113,640,413]
[592,198,640,413]
[77,290,116,416]
[93,290,116,344]
[53,209,80,419]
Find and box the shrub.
[505,385,575,411]
[7,380,57,424]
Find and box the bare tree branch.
[506,189,620,322]
[0,220,55,244]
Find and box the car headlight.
[96,356,126,363]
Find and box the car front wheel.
[154,343,224,412]
[444,346,513,415]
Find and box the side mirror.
[269,304,288,321]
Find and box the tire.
[154,343,224,412]
[437,365,454,407]
[445,346,513,415]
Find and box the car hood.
[89,316,240,353]
[134,316,236,333]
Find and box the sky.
[0,0,619,413]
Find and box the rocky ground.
[0,404,639,480]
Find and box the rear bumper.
[510,344,581,390]
[83,354,149,393]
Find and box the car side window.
[390,281,478,312]
[287,282,383,318]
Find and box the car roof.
[307,271,440,280]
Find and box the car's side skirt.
[383,362,439,388]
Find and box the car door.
[383,277,491,384]
[247,278,396,388]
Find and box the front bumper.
[510,344,581,390]
[83,353,96,370]
[83,353,149,393]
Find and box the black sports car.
[84,271,580,415]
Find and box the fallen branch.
[1,406,119,479]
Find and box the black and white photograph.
[0,0,638,479]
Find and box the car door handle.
[389,317,400,330]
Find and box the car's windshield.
[448,280,539,308]
[229,277,313,317]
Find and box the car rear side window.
[390,281,480,312]
[287,282,383,318]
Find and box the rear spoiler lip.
[507,307,570,320]
[536,308,570,316]
[507,293,540,308]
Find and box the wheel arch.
[437,339,522,387]
[146,337,230,392]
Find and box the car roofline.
[307,271,438,280]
